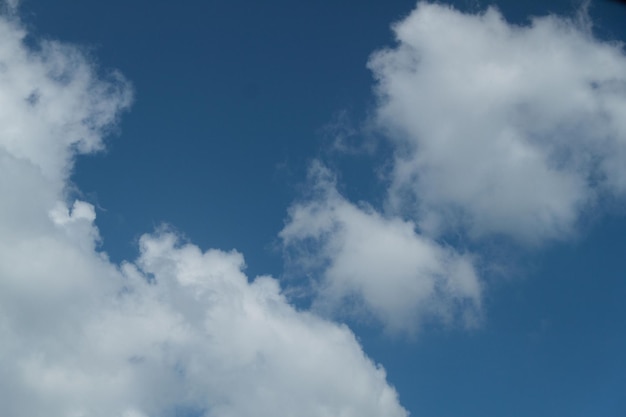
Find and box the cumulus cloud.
[369,2,626,243]
[281,162,482,333]
[0,12,407,417]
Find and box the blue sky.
[1,0,626,416]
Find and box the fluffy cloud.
[281,163,482,333]
[133,233,406,417]
[0,12,407,417]
[369,2,626,243]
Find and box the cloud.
[369,2,626,244]
[0,12,407,417]
[133,233,407,417]
[281,162,482,333]
[1,0,19,14]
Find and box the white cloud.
[133,232,407,417]
[281,163,482,333]
[0,13,407,417]
[369,2,626,244]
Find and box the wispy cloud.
[1,0,19,14]
[0,12,407,417]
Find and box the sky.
[1,0,626,416]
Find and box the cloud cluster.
[283,1,626,333]
[0,13,407,417]
[281,163,482,333]
[369,2,626,243]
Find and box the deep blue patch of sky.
[19,0,626,416]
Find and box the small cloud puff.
[281,162,482,334]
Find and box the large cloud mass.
[0,13,407,417]
[370,2,626,243]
